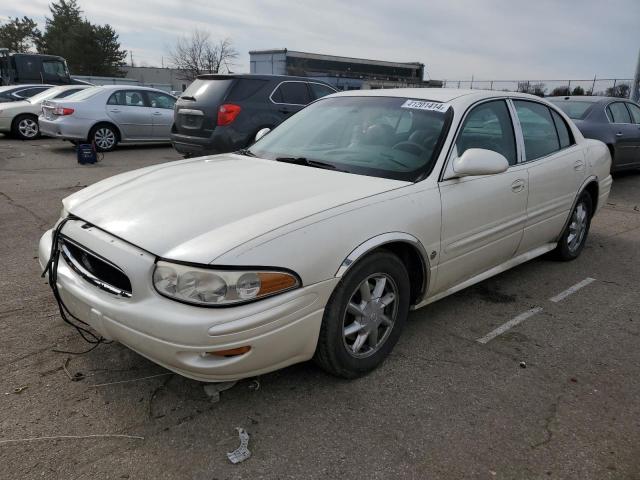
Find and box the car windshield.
[548,100,593,120]
[249,96,452,181]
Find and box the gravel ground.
[1,136,639,480]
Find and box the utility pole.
[632,48,640,102]
[130,50,134,67]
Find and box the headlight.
[152,261,300,306]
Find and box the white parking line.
[549,277,596,303]
[476,307,543,344]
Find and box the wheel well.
[375,242,427,305]
[11,113,38,129]
[583,181,599,215]
[91,122,121,141]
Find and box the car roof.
[0,84,52,92]
[332,88,547,103]
[196,73,333,85]
[546,95,633,103]
[92,84,174,94]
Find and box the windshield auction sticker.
[401,100,450,112]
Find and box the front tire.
[314,251,410,378]
[90,124,118,152]
[553,191,593,261]
[12,114,40,140]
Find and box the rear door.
[106,90,153,140]
[269,81,310,119]
[145,91,176,139]
[606,101,637,168]
[623,102,640,166]
[513,100,585,254]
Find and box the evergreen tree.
[0,16,41,53]
[38,0,126,76]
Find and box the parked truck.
[0,48,73,86]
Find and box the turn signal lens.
[217,103,241,126]
[257,272,298,296]
[207,346,251,357]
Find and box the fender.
[335,232,431,304]
[556,175,598,243]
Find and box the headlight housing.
[152,261,300,306]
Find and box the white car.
[38,89,612,382]
[39,85,177,151]
[0,85,89,139]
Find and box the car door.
[145,91,176,140]
[106,90,153,140]
[512,100,585,254]
[624,102,640,166]
[436,99,528,293]
[606,101,637,168]
[269,81,310,120]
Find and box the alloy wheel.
[94,128,116,150]
[567,202,588,253]
[342,273,399,358]
[18,118,38,138]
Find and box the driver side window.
[456,100,517,165]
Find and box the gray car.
[548,96,640,172]
[38,85,177,151]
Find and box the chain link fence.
[441,78,634,98]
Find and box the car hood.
[64,154,409,263]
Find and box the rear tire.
[552,191,593,261]
[314,251,410,378]
[90,123,118,152]
[12,114,40,140]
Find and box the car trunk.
[173,78,234,138]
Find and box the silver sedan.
[39,85,177,151]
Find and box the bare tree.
[168,30,238,81]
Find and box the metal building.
[249,49,430,90]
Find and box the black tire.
[314,251,411,378]
[90,123,118,152]
[12,114,40,140]
[552,191,593,261]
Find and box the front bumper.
[0,115,12,133]
[39,221,337,382]
[39,116,90,141]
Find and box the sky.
[1,0,639,81]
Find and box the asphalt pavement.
[0,136,638,479]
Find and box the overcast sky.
[3,0,639,80]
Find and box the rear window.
[64,87,101,101]
[181,79,233,103]
[548,100,593,120]
[227,79,268,102]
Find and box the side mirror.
[254,127,271,142]
[449,148,509,178]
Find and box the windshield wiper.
[236,148,256,157]
[275,157,343,171]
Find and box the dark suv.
[170,74,336,156]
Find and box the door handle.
[574,160,585,171]
[152,112,163,116]
[109,109,121,113]
[615,132,623,137]
[511,179,525,192]
[278,109,291,114]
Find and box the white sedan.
[38,89,612,382]
[0,85,90,139]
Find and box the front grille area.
[60,237,132,297]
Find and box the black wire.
[42,215,111,351]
